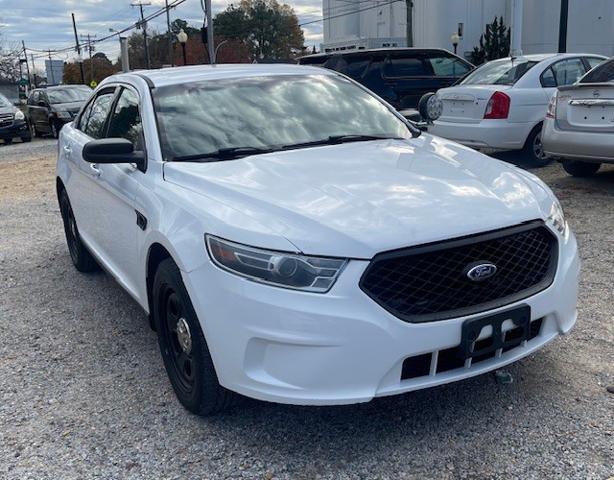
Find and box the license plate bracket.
[460,305,531,359]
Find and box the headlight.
[14,110,24,121]
[56,111,72,119]
[547,199,567,235]
[206,235,347,293]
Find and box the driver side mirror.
[83,138,145,167]
[418,92,443,124]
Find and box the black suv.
[27,85,92,138]
[0,93,31,145]
[298,48,474,116]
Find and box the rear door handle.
[89,163,101,178]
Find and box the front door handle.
[89,163,101,178]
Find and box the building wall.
[322,0,614,58]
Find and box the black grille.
[360,221,558,323]
[0,114,13,128]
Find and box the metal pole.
[22,41,32,89]
[120,37,130,72]
[205,0,215,64]
[405,0,413,47]
[558,0,569,53]
[132,2,152,69]
[31,54,37,87]
[213,39,229,63]
[165,0,174,66]
[72,13,86,84]
[510,0,523,57]
[181,43,187,65]
[48,50,55,85]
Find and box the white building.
[321,0,614,59]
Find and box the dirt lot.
[0,140,612,479]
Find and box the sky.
[0,0,324,70]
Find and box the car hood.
[0,106,16,115]
[51,101,84,112]
[163,136,549,259]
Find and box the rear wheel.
[59,189,99,272]
[523,125,551,167]
[153,258,235,416]
[562,160,601,177]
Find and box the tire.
[523,124,551,167]
[153,258,235,416]
[562,160,601,177]
[32,124,40,138]
[21,136,31,143]
[3,138,12,145]
[59,189,99,272]
[50,121,59,139]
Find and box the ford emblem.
[465,262,498,282]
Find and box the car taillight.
[484,91,511,119]
[546,93,557,119]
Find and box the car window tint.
[580,58,614,83]
[82,92,115,139]
[427,54,471,77]
[337,57,371,79]
[384,57,429,77]
[551,58,585,86]
[107,89,143,150]
[585,57,604,70]
[541,68,557,87]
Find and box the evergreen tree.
[470,17,511,65]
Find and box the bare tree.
[0,28,22,82]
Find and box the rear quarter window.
[581,58,614,83]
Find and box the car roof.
[491,53,604,63]
[300,47,458,59]
[109,64,335,89]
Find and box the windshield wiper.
[280,134,403,151]
[172,146,279,162]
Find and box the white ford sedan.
[428,53,606,166]
[57,64,579,415]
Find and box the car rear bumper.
[182,227,579,406]
[429,120,535,151]
[542,118,614,163]
[0,120,30,140]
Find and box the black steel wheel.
[153,258,235,416]
[58,189,99,272]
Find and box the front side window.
[550,58,586,86]
[427,54,471,77]
[81,91,115,139]
[0,94,11,108]
[580,58,614,83]
[107,88,143,150]
[462,59,538,86]
[153,74,413,161]
[47,87,92,104]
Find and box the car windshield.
[0,94,11,107]
[461,59,538,85]
[153,74,414,161]
[580,59,614,83]
[47,88,91,104]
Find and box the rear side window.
[107,88,143,150]
[81,91,115,139]
[384,57,430,78]
[427,54,471,77]
[550,58,586,86]
[580,58,614,83]
[585,57,605,70]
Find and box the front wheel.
[562,160,601,177]
[523,125,551,167]
[59,189,99,272]
[153,258,235,416]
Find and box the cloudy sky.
[0,0,323,69]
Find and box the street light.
[450,32,460,55]
[177,28,188,66]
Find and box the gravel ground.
[0,140,612,479]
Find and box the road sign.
[90,80,98,88]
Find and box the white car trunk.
[556,83,614,133]
[438,85,511,124]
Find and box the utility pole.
[72,13,86,84]
[120,37,130,72]
[510,0,524,57]
[22,41,32,89]
[132,2,152,69]
[165,0,174,66]
[203,0,215,64]
[47,50,55,85]
[558,0,569,53]
[30,53,37,87]
[80,34,96,83]
[405,0,413,47]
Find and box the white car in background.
[427,54,606,166]
[543,57,614,176]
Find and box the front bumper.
[542,118,614,163]
[0,120,30,140]
[182,228,580,405]
[429,119,535,151]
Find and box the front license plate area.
[460,305,531,359]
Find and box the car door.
[27,91,44,131]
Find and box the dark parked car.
[0,93,31,145]
[298,48,474,118]
[27,85,92,138]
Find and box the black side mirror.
[83,138,145,167]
